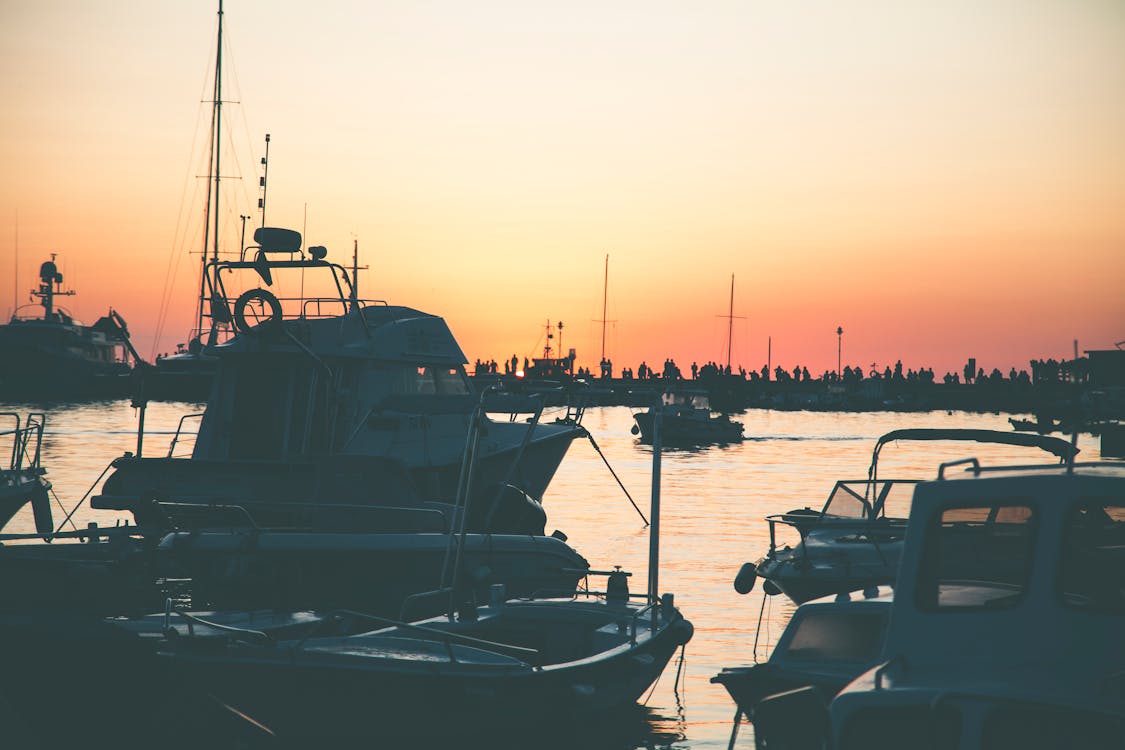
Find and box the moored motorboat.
[0,257,141,399]
[159,583,693,740]
[93,226,585,530]
[753,456,1125,749]
[747,428,1078,604]
[712,586,892,747]
[155,399,692,741]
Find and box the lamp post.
[836,326,843,380]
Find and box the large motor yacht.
[0,257,140,399]
[94,228,586,531]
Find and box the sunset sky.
[2,0,1123,377]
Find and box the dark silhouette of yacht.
[0,257,142,399]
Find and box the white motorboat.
[753,455,1125,749]
[747,429,1078,604]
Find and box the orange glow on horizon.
[1,1,1122,379]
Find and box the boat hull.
[632,411,743,446]
[94,422,582,528]
[161,599,694,740]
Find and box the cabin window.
[824,482,871,519]
[393,364,469,395]
[1059,500,1125,614]
[434,366,469,395]
[916,503,1036,610]
[785,611,886,663]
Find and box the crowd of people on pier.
[472,354,1062,388]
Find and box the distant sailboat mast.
[600,254,608,363]
[726,274,734,371]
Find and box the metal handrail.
[166,413,204,457]
[938,457,980,479]
[629,598,660,644]
[162,601,271,644]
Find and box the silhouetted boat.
[746,428,1080,604]
[159,586,693,740]
[631,386,743,445]
[712,586,892,747]
[94,227,585,530]
[753,455,1125,749]
[157,408,691,741]
[146,1,240,402]
[0,413,52,534]
[0,257,141,399]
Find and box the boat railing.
[1,412,46,475]
[155,500,451,534]
[166,413,204,458]
[764,495,911,558]
[298,296,387,321]
[162,599,271,644]
[290,608,541,664]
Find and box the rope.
[53,459,117,536]
[49,486,78,532]
[585,432,649,526]
[752,591,768,663]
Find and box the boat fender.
[232,288,283,334]
[630,424,640,435]
[762,579,782,596]
[31,482,53,536]
[733,561,757,595]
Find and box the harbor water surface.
[1,401,1103,749]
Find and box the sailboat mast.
[600,254,608,362]
[726,274,734,371]
[212,0,223,265]
[197,0,224,341]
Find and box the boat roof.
[869,429,1079,480]
[211,304,468,364]
[937,459,1125,482]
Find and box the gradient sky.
[2,0,1123,377]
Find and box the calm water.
[0,401,1103,748]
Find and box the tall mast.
[600,254,608,362]
[212,0,222,265]
[726,274,734,370]
[197,0,224,342]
